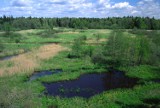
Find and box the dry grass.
[86,38,107,44]
[97,29,111,34]
[34,44,65,59]
[17,29,43,35]
[57,31,79,34]
[0,44,66,76]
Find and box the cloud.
[111,2,133,9]
[131,10,139,14]
[134,0,160,18]
[0,0,160,18]
[11,0,33,7]
[99,0,110,4]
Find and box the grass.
[37,51,105,82]
[120,65,160,80]
[39,83,160,108]
[21,28,111,43]
[0,43,65,76]
[0,28,160,108]
[0,74,44,108]
[0,73,160,108]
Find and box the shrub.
[91,48,105,65]
[3,22,12,35]
[93,33,101,42]
[36,29,59,38]
[68,36,87,58]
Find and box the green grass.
[0,74,45,108]
[120,65,160,80]
[39,83,160,108]
[0,28,160,108]
[0,72,159,108]
[22,29,111,43]
[0,43,41,58]
[37,51,105,82]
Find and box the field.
[0,28,160,108]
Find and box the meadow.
[0,28,160,108]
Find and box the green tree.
[91,47,105,64]
[94,33,101,43]
[149,42,160,66]
[104,31,123,66]
[69,36,86,58]
[4,22,11,35]
[137,36,150,65]
[103,30,151,67]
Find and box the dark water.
[0,55,18,60]
[43,71,138,98]
[0,51,28,61]
[29,69,63,81]
[152,79,160,83]
[143,98,160,105]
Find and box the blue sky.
[0,0,160,18]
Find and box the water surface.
[43,71,138,98]
[0,55,18,60]
[0,51,28,61]
[29,69,63,81]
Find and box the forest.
[1,16,160,30]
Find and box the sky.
[0,0,160,18]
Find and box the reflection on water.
[43,71,138,98]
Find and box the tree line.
[0,15,160,30]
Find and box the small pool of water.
[43,71,138,98]
[0,51,28,61]
[0,55,18,61]
[29,69,63,81]
[152,79,160,83]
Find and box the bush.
[91,48,106,65]
[70,39,83,58]
[93,33,101,42]
[79,35,87,41]
[96,30,152,67]
[3,22,12,35]
[36,29,59,38]
[68,36,87,58]
[82,46,94,57]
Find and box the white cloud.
[0,0,160,18]
[134,0,160,18]
[99,0,110,4]
[111,2,133,9]
[131,10,139,14]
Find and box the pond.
[29,69,63,81]
[43,71,138,98]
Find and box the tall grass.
[0,74,44,108]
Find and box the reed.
[0,44,66,76]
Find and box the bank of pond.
[28,69,144,98]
